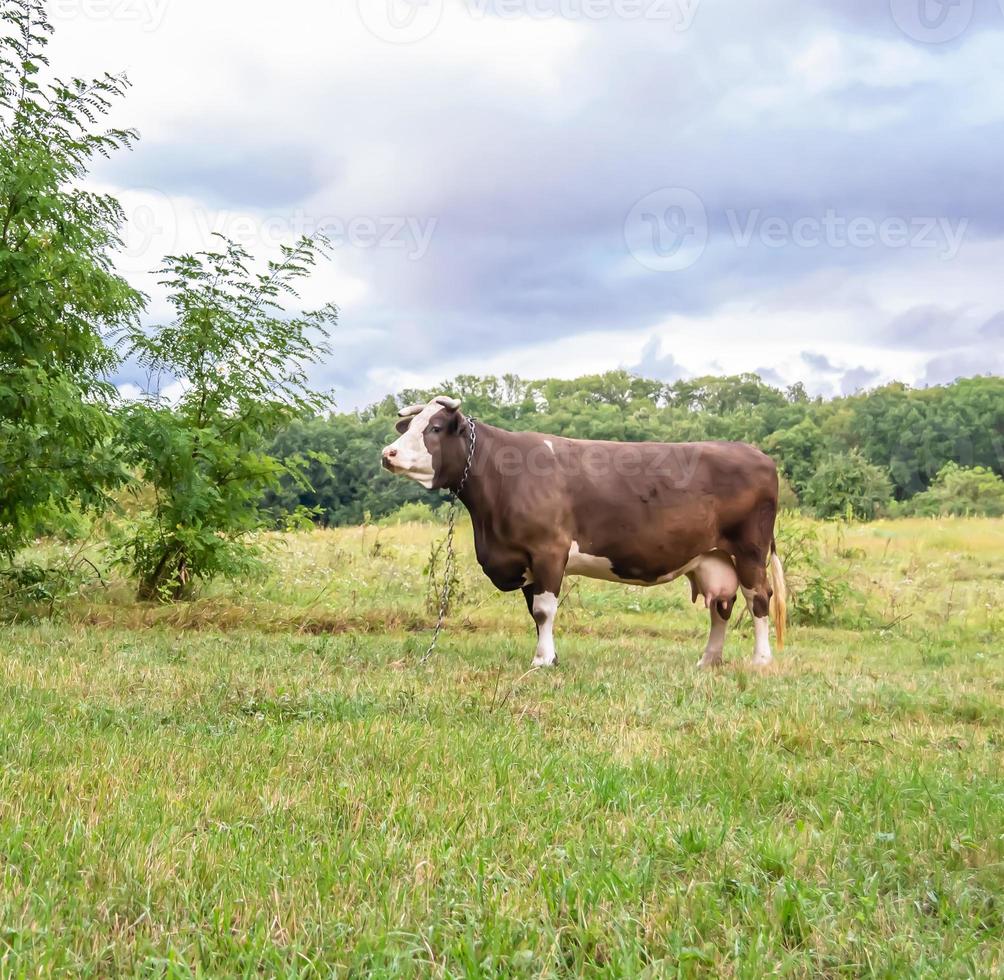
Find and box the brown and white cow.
[382,396,787,668]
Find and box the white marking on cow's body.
[565,541,622,582]
[383,399,443,488]
[521,568,534,586]
[543,439,555,453]
[742,586,773,665]
[531,591,558,667]
[697,604,728,669]
[565,540,723,588]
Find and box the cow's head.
[381,395,466,490]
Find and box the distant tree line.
[263,372,1004,525]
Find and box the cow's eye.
[430,425,442,433]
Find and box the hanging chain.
[420,497,457,664]
[420,416,477,664]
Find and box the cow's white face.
[381,396,461,489]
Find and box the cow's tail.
[768,538,787,651]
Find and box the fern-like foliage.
[113,235,337,600]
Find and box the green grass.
[1,518,1002,976]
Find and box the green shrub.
[111,237,336,600]
[775,515,858,627]
[902,463,1004,518]
[379,501,448,525]
[804,449,893,521]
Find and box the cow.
[382,396,787,668]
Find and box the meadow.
[1,517,1002,976]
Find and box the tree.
[0,0,143,558]
[841,378,1004,497]
[804,449,893,521]
[903,463,1004,518]
[113,236,336,599]
[763,417,824,496]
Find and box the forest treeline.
[264,372,1004,526]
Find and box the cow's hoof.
[751,654,773,667]
[696,655,723,670]
[531,656,557,668]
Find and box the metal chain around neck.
[454,415,477,495]
[420,416,477,664]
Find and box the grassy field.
[1,517,1002,976]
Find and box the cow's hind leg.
[697,602,729,669]
[732,503,776,667]
[741,586,773,666]
[523,555,565,668]
[736,551,774,666]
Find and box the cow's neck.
[454,421,506,523]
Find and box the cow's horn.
[435,396,462,411]
[397,403,425,418]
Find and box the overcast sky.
[49,0,1004,408]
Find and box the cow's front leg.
[522,556,565,667]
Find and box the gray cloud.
[839,366,881,395]
[923,347,1004,385]
[802,352,839,373]
[980,311,1004,339]
[883,305,975,349]
[102,140,331,210]
[626,336,686,383]
[754,366,788,387]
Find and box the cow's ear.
[395,418,412,435]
